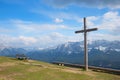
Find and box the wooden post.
[75,17,98,71]
[84,17,88,71]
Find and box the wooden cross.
[75,17,98,71]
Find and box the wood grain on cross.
[75,17,98,71]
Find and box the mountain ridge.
[0,40,120,70]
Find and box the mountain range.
[0,40,120,70]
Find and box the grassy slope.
[0,57,120,80]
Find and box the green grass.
[0,56,120,80]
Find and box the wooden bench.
[16,54,28,60]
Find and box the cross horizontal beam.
[75,28,98,33]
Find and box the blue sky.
[0,0,120,48]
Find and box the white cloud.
[36,32,80,48]
[82,11,120,43]
[0,11,120,48]
[0,35,38,47]
[88,33,120,41]
[44,0,120,9]
[34,10,82,23]
[0,32,80,48]
[0,19,78,48]
[10,19,69,32]
[83,11,120,35]
[86,16,99,28]
[19,36,37,45]
[54,18,63,23]
[97,11,120,34]
[103,11,119,19]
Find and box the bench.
[16,54,28,60]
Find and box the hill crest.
[0,57,120,80]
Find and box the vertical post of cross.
[84,17,88,71]
[75,17,98,71]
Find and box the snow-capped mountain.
[54,42,83,54]
[0,40,120,70]
[27,40,120,70]
[52,40,120,54]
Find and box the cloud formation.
[54,18,63,23]
[0,11,120,48]
[9,19,69,34]
[35,10,82,24]
[95,11,120,34]
[0,19,80,48]
[44,0,120,9]
[0,33,80,48]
